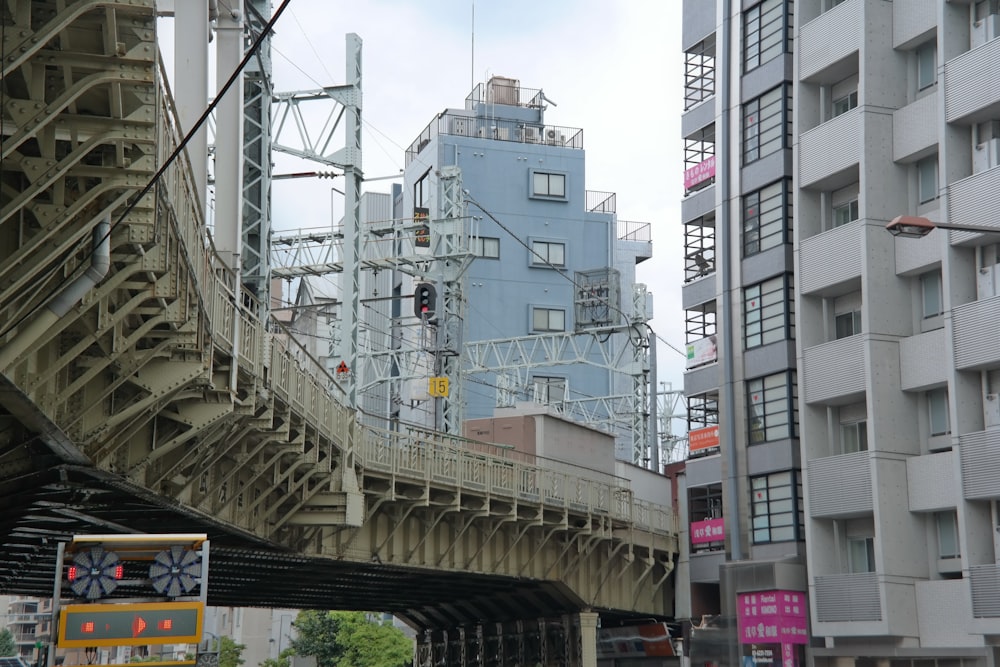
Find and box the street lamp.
[886,215,1000,238]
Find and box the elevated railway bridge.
[0,2,679,664]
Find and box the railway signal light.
[414,283,436,320]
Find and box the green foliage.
[218,636,246,667]
[288,610,412,667]
[259,648,292,667]
[0,629,16,657]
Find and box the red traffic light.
[413,283,437,319]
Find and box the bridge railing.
[359,425,675,534]
[155,63,355,453]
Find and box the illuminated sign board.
[58,602,203,648]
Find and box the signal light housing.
[414,282,437,320]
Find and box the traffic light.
[414,282,436,319]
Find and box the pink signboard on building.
[691,517,725,544]
[737,590,808,646]
[684,155,716,190]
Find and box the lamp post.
[886,215,999,237]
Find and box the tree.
[259,648,292,667]
[217,636,245,667]
[0,628,15,657]
[288,611,412,667]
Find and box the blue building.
[398,76,653,459]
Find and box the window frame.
[531,375,567,403]
[743,0,792,72]
[531,170,567,199]
[916,42,937,91]
[531,307,566,333]
[743,84,791,165]
[747,370,798,444]
[848,536,876,573]
[832,199,859,227]
[928,387,950,436]
[530,239,566,267]
[414,170,432,208]
[750,470,803,544]
[841,420,868,454]
[743,274,795,349]
[743,179,792,257]
[835,309,862,339]
[921,270,943,318]
[917,156,938,204]
[831,91,858,117]
[935,511,960,559]
[472,236,500,259]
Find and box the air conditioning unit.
[972,13,1000,49]
[985,393,1000,428]
[521,126,541,143]
[544,127,565,146]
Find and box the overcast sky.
[167,1,687,405]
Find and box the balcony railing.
[814,572,881,622]
[970,563,1000,617]
[587,190,616,213]
[618,220,651,242]
[406,113,583,165]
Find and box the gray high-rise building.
[679,0,1000,665]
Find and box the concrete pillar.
[174,1,209,217]
[579,612,599,667]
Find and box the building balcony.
[899,328,947,391]
[952,294,1000,370]
[799,108,862,188]
[947,165,1000,239]
[682,183,715,223]
[801,335,866,405]
[813,572,882,623]
[682,273,715,310]
[689,549,725,584]
[798,219,863,294]
[959,429,1000,500]
[799,0,862,83]
[684,362,720,397]
[906,450,958,511]
[944,36,1000,124]
[807,451,872,518]
[893,89,938,161]
[970,564,1000,618]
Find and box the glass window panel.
[918,158,938,203]
[922,271,942,317]
[936,511,960,558]
[533,172,547,195]
[929,387,949,436]
[917,44,937,90]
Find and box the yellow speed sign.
[428,377,449,397]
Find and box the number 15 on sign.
[429,377,449,397]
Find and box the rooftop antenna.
[471,1,475,92]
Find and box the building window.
[835,310,861,339]
[532,307,565,333]
[747,371,798,443]
[743,85,791,164]
[750,471,802,544]
[917,156,938,204]
[744,0,791,72]
[744,274,794,348]
[832,91,858,117]
[935,511,960,559]
[841,420,868,453]
[921,270,943,318]
[530,240,565,266]
[472,236,500,258]
[414,170,432,208]
[917,42,937,91]
[848,536,875,573]
[832,199,859,227]
[689,483,725,552]
[928,387,950,436]
[743,179,791,256]
[531,375,566,403]
[532,171,566,198]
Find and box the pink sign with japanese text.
[684,156,716,190]
[691,517,725,544]
[737,590,808,646]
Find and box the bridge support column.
[579,611,599,667]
